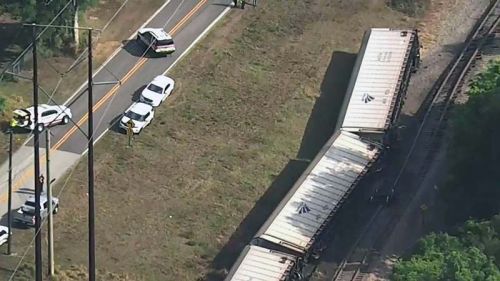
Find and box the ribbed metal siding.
[258,131,380,253]
[341,28,415,132]
[225,245,296,281]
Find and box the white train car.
[224,245,300,281]
[253,131,381,254]
[336,28,420,144]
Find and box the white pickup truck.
[15,195,59,226]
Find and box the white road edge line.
[81,4,233,156]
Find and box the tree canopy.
[442,60,500,223]
[393,216,500,281]
[0,0,97,52]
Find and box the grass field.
[0,0,418,280]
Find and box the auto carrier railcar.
[336,28,421,144]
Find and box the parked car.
[15,195,59,226]
[119,102,155,134]
[10,104,72,132]
[136,28,175,55]
[0,226,10,247]
[140,75,175,107]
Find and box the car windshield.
[0,230,5,236]
[125,111,146,122]
[157,39,174,46]
[147,84,163,94]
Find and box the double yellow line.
[0,0,208,203]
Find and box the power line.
[6,1,194,278]
[3,0,134,191]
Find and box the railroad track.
[419,0,500,155]
[329,1,500,281]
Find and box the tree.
[442,62,500,223]
[0,0,97,53]
[393,232,500,281]
[459,215,500,267]
[388,0,429,16]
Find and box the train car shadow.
[203,51,358,280]
[296,51,356,160]
[204,159,310,280]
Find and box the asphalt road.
[0,0,232,224]
[31,0,232,154]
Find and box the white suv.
[140,75,175,107]
[11,104,72,132]
[136,28,175,55]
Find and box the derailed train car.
[225,131,382,280]
[224,28,420,280]
[336,28,420,144]
[252,131,381,255]
[224,245,303,281]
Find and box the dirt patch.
[403,0,490,115]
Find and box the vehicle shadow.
[203,51,358,280]
[122,39,149,58]
[132,85,146,102]
[109,114,125,135]
[121,40,167,59]
[0,121,32,135]
[0,211,32,230]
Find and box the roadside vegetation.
[388,0,429,16]
[1,0,97,54]
[393,216,500,281]
[392,60,500,281]
[1,0,420,280]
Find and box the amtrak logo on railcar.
[297,202,311,214]
[361,93,375,103]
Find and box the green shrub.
[387,0,429,16]
[468,60,500,96]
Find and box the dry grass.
[1,0,418,280]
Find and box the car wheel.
[37,123,44,132]
[62,115,70,124]
[53,205,59,214]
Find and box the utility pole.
[87,29,96,281]
[32,23,43,281]
[46,129,54,276]
[6,129,13,255]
